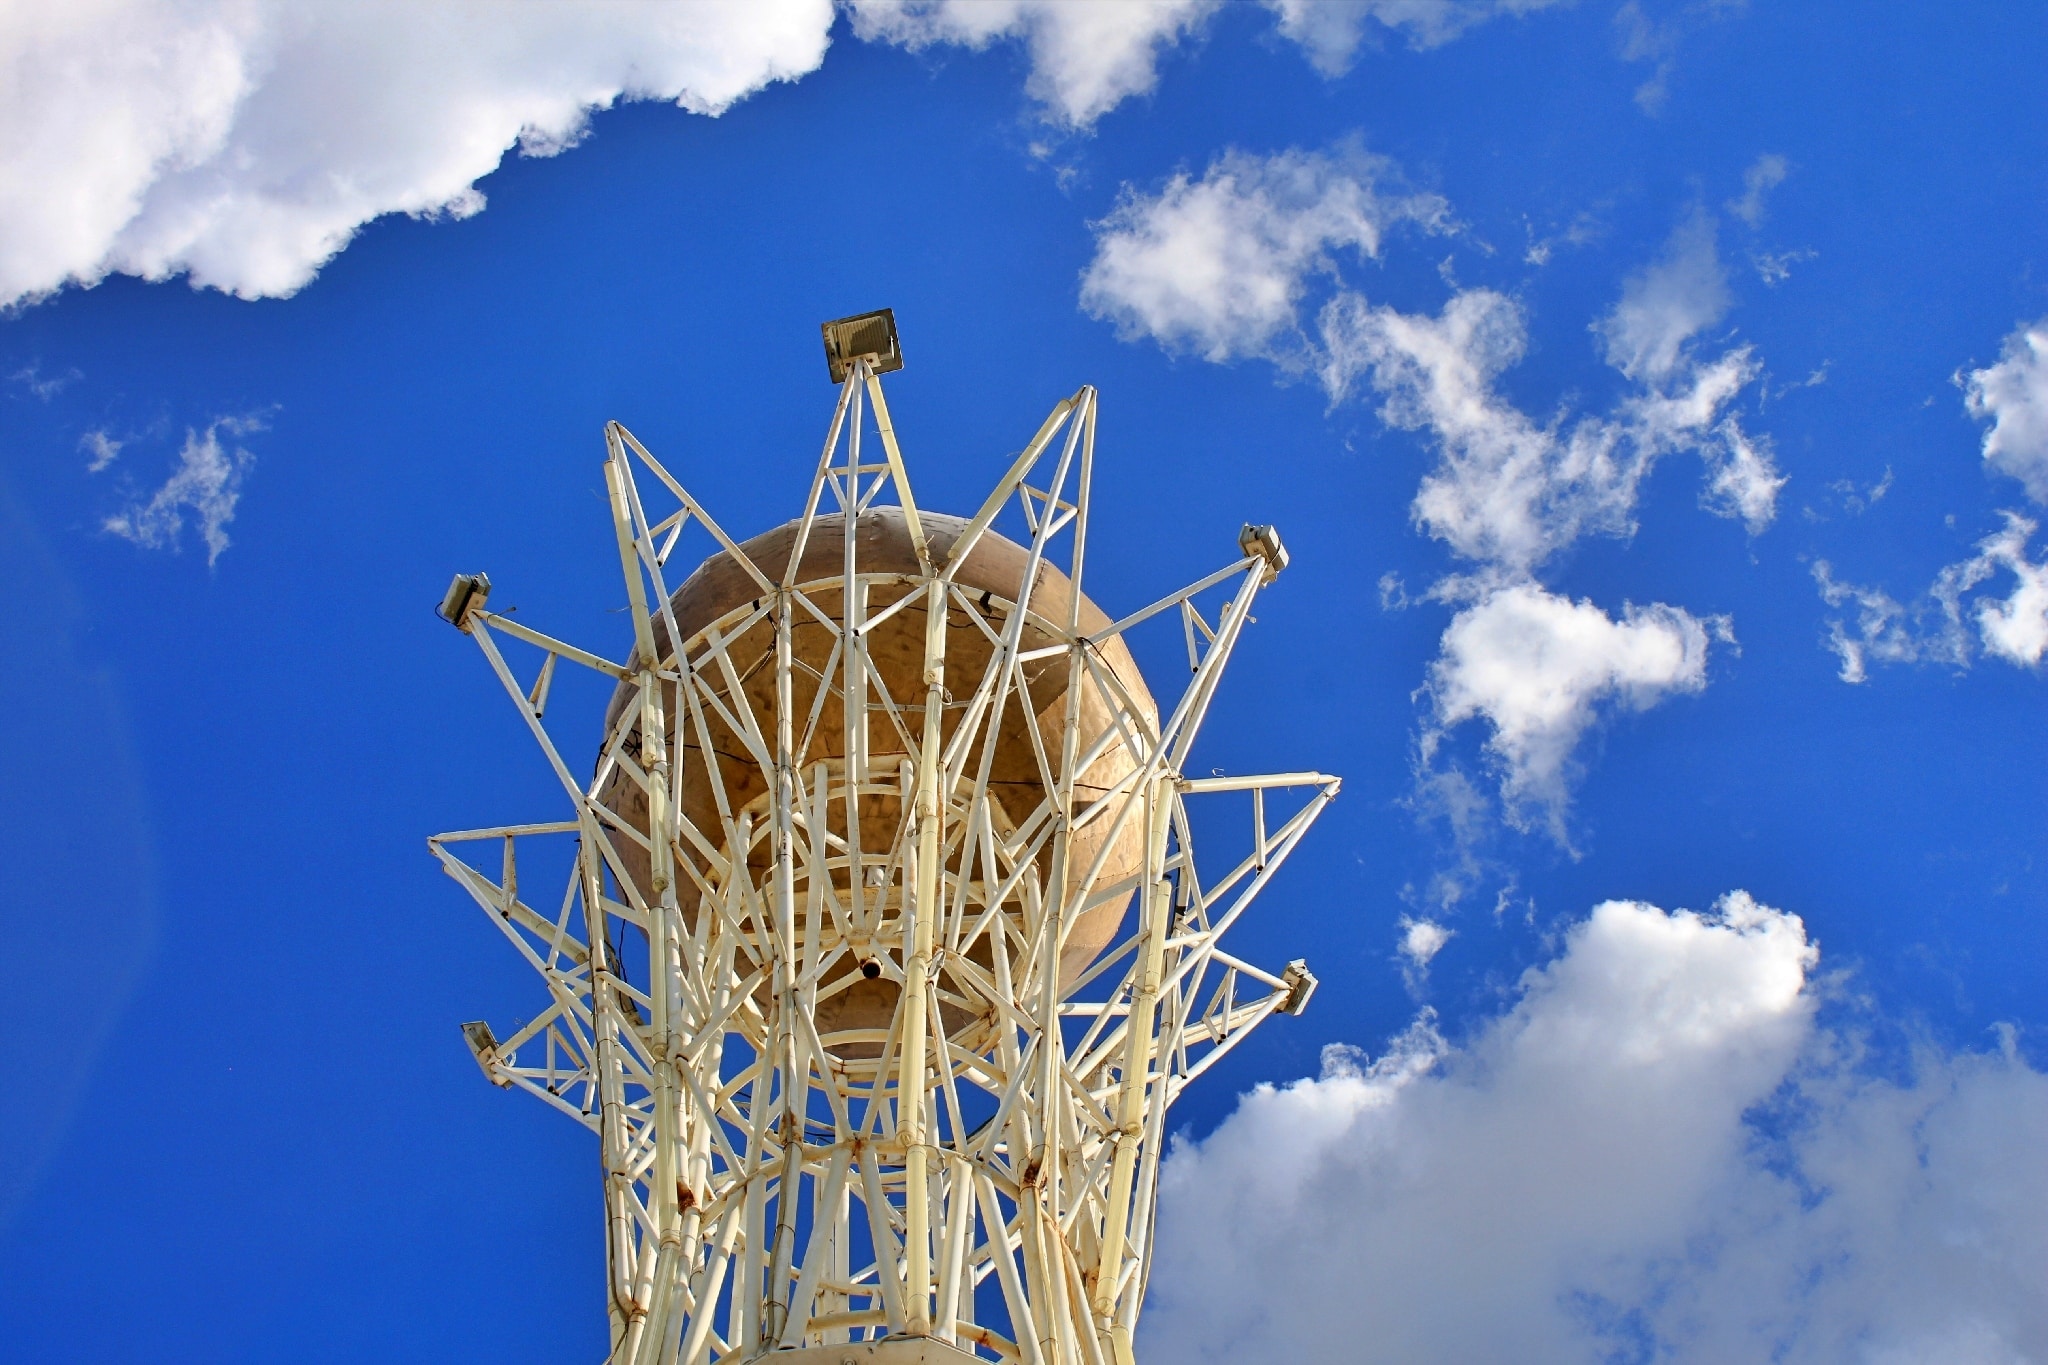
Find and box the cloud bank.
[1,0,1577,312]
[1085,151,1776,833]
[0,1,840,308]
[1143,893,2048,1364]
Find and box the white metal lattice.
[430,363,1337,1365]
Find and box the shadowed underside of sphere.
[597,508,1158,1049]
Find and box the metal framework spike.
[430,359,1339,1365]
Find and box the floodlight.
[1238,523,1289,583]
[1280,959,1319,1015]
[438,572,491,630]
[821,308,902,383]
[459,1020,511,1086]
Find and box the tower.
[431,313,1338,1365]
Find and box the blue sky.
[2,3,2044,1360]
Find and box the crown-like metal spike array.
[430,336,1337,1365]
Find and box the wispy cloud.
[1084,151,1774,843]
[102,414,266,566]
[1595,209,1730,383]
[80,429,122,473]
[1262,0,1569,76]
[1144,892,2048,1363]
[1813,317,2048,682]
[1080,145,1450,364]
[1752,246,1816,286]
[1727,152,1790,227]
[1816,512,2048,681]
[7,361,80,400]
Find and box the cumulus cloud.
[1815,512,2048,681]
[1399,916,1452,966]
[1262,0,1567,76]
[1426,584,1715,827]
[0,0,838,308]
[7,1,1543,311]
[849,0,1215,127]
[1962,318,2048,504]
[1395,915,1454,989]
[1080,147,1449,364]
[101,414,264,565]
[1974,517,2048,666]
[1143,893,2048,1364]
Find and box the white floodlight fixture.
[821,307,902,383]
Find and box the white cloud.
[80,429,123,473]
[1826,515,2048,679]
[1396,915,1454,988]
[1080,147,1449,364]
[1086,161,1773,839]
[1614,0,1678,114]
[1727,152,1789,227]
[1143,893,2048,1365]
[1812,571,1930,685]
[1816,512,2048,681]
[1400,916,1449,970]
[0,0,837,308]
[1323,288,1779,571]
[1262,0,1567,76]
[1426,584,1714,827]
[7,361,81,399]
[849,0,1215,128]
[1974,518,2048,666]
[1595,209,1730,383]
[1962,319,2048,504]
[1399,916,1453,966]
[1753,245,1816,286]
[1701,418,1787,533]
[102,414,264,565]
[1323,287,1636,572]
[0,0,1612,312]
